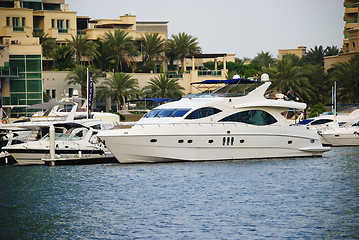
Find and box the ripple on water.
[0,147,359,239]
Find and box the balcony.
[33,28,44,34]
[346,4,358,8]
[198,70,222,77]
[58,28,68,33]
[345,6,358,14]
[166,72,183,79]
[13,26,24,31]
[346,18,358,23]
[77,30,86,35]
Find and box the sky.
[65,0,345,59]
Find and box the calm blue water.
[1,147,359,239]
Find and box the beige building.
[1,0,235,116]
[278,46,307,60]
[324,0,359,71]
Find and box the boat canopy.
[191,78,261,85]
[191,78,261,94]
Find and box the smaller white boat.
[3,120,115,165]
[318,119,359,146]
[297,108,359,131]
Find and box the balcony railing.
[346,4,358,8]
[198,70,222,77]
[58,28,68,33]
[33,28,43,33]
[13,26,24,31]
[344,34,349,39]
[77,30,86,35]
[346,18,358,23]
[166,73,183,79]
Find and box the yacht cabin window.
[144,108,191,118]
[185,107,222,120]
[310,119,333,125]
[219,110,277,126]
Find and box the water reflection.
[0,148,359,239]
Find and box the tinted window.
[311,119,333,125]
[144,108,190,118]
[298,119,314,125]
[219,110,277,126]
[144,109,162,118]
[185,107,222,119]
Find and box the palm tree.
[33,32,56,59]
[53,45,75,70]
[66,34,98,65]
[139,33,167,63]
[263,58,314,104]
[303,64,330,105]
[103,29,137,72]
[165,40,179,70]
[302,45,326,65]
[325,45,341,56]
[330,53,359,103]
[143,74,184,99]
[96,72,139,110]
[93,38,114,71]
[167,32,201,71]
[65,64,99,98]
[282,53,301,66]
[252,51,275,69]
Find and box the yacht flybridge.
[97,74,330,163]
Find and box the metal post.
[49,124,55,159]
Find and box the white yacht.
[97,75,330,163]
[3,119,115,165]
[318,118,359,146]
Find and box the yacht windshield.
[144,108,191,118]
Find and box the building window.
[12,17,19,27]
[57,19,64,29]
[6,17,10,26]
[46,89,50,97]
[51,19,55,28]
[66,20,69,29]
[69,88,73,97]
[22,17,25,27]
[52,89,56,99]
[12,17,23,31]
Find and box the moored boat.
[97,75,330,163]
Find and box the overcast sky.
[66,0,344,59]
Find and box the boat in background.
[2,119,116,165]
[297,108,359,132]
[318,118,359,146]
[98,74,330,164]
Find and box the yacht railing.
[124,122,285,129]
[184,92,246,98]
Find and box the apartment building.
[0,0,46,117]
[324,0,359,71]
[343,0,359,52]
[1,0,233,116]
[278,46,307,60]
[0,0,170,117]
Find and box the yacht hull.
[6,148,107,165]
[98,123,330,163]
[319,132,359,146]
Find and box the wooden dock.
[43,156,119,166]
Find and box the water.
[1,148,359,239]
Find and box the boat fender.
[1,119,8,124]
